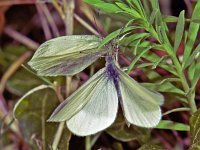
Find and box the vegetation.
[0,0,200,149]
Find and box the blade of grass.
[182,0,200,67]
[174,10,185,52]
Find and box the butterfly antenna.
[93,10,105,39]
[112,26,125,63]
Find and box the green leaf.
[150,0,170,47]
[185,43,200,68]
[106,112,150,143]
[134,0,147,17]
[149,8,158,25]
[6,68,44,95]
[13,85,71,150]
[189,108,200,149]
[182,0,200,67]
[84,0,121,13]
[156,120,190,131]
[0,46,27,72]
[98,26,140,48]
[150,0,159,9]
[163,15,178,23]
[142,70,185,95]
[141,52,178,76]
[142,82,185,95]
[191,58,200,88]
[120,33,150,46]
[163,107,190,116]
[174,10,185,52]
[115,2,141,18]
[151,55,169,69]
[127,46,152,73]
[141,0,150,16]
[155,25,163,43]
[188,61,196,83]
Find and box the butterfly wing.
[117,68,163,127]
[48,68,106,122]
[67,75,118,136]
[28,35,106,76]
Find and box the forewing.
[117,68,163,127]
[67,77,118,136]
[48,68,106,122]
[28,35,106,76]
[31,35,102,57]
[41,51,104,76]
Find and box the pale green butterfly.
[48,53,164,136]
[28,35,106,76]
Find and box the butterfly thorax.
[106,56,119,80]
[106,56,121,96]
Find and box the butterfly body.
[105,56,121,96]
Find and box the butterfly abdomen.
[106,61,121,97]
[106,63,118,80]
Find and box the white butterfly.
[48,55,164,136]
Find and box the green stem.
[64,0,74,35]
[52,84,66,150]
[188,90,197,113]
[85,136,91,150]
[90,132,102,148]
[51,1,74,149]
[169,52,197,113]
[163,107,190,116]
[149,24,197,113]
[52,122,65,150]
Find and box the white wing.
[48,68,106,122]
[117,68,163,127]
[67,76,118,136]
[28,35,106,76]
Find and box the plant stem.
[51,0,75,149]
[188,90,197,113]
[0,51,32,93]
[85,136,91,150]
[74,14,100,36]
[52,122,65,150]
[149,25,197,113]
[64,0,74,35]
[51,0,65,19]
[52,85,65,150]
[168,50,197,113]
[163,107,190,116]
[90,132,102,148]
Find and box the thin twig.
[64,0,74,35]
[51,0,65,19]
[4,27,39,50]
[0,0,40,6]
[41,3,60,37]
[163,107,190,116]
[0,51,32,93]
[51,0,74,149]
[184,0,193,17]
[36,4,52,40]
[80,3,106,36]
[74,14,101,37]
[51,85,65,150]
[0,94,8,115]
